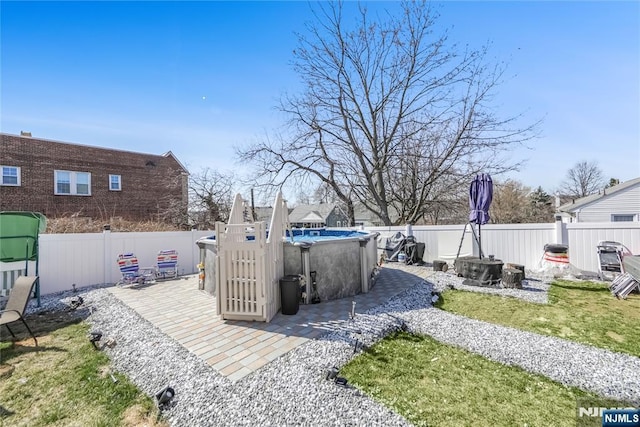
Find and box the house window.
[109,174,121,191]
[1,166,20,186]
[336,221,342,227]
[54,170,91,195]
[612,214,636,222]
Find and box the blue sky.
[1,1,638,199]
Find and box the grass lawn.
[0,310,165,427]
[435,279,640,357]
[341,331,629,427]
[342,279,639,426]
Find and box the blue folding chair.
[156,249,179,281]
[116,253,155,286]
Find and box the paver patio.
[109,263,434,381]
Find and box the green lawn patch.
[341,331,629,427]
[435,279,640,357]
[0,311,165,427]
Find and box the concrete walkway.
[109,264,430,381]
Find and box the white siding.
[575,184,640,222]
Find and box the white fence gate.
[215,192,287,322]
[216,221,268,321]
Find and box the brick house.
[0,133,189,222]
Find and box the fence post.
[359,238,369,293]
[405,223,413,237]
[103,225,112,285]
[191,228,197,276]
[554,215,567,245]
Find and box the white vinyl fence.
[370,221,640,274]
[0,229,213,296]
[2,221,639,297]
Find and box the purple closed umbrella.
[468,173,493,258]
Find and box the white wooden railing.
[214,192,288,322]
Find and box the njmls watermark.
[577,398,640,427]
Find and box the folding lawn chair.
[116,253,155,286]
[596,241,632,281]
[0,276,39,346]
[156,249,179,281]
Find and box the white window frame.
[54,170,92,196]
[611,214,636,222]
[109,174,122,191]
[1,166,21,186]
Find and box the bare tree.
[238,1,537,225]
[419,182,468,225]
[490,179,531,224]
[188,168,235,229]
[312,182,340,204]
[560,160,605,198]
[490,180,555,224]
[157,171,190,228]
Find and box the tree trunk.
[502,268,524,288]
[433,260,448,272]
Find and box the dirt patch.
[28,309,87,335]
[122,404,169,427]
[606,331,625,342]
[0,363,15,379]
[1,309,85,358]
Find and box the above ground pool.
[286,228,370,242]
[197,228,379,305]
[283,228,379,302]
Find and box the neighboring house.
[353,202,401,226]
[557,177,640,223]
[354,203,385,227]
[1,133,189,221]
[288,203,348,228]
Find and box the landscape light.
[89,331,102,349]
[353,329,362,355]
[326,366,339,381]
[156,386,175,408]
[70,296,84,310]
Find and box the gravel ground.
[16,272,640,426]
[428,270,551,304]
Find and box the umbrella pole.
[478,223,482,259]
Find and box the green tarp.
[0,211,47,262]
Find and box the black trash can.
[279,275,301,315]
